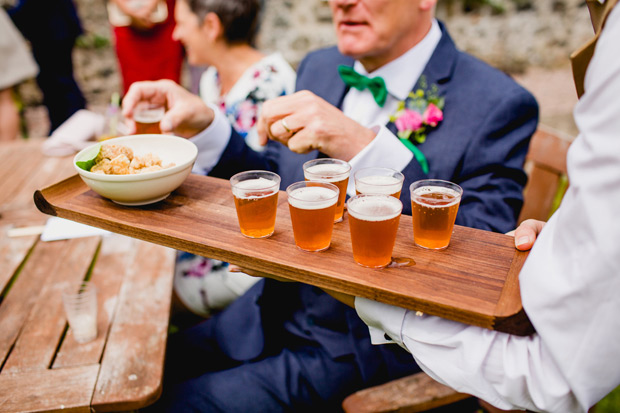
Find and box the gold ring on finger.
[281,118,292,134]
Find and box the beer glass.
[410,179,463,250]
[354,167,405,198]
[347,194,403,268]
[302,158,351,223]
[134,103,165,134]
[230,170,281,238]
[287,181,339,252]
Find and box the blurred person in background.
[171,0,296,318]
[0,7,38,141]
[108,0,184,94]
[7,0,86,135]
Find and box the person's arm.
[354,298,580,412]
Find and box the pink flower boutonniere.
[389,76,444,173]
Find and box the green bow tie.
[338,65,388,107]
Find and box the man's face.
[329,0,432,71]
[173,1,204,66]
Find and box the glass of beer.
[286,181,339,252]
[230,170,281,238]
[347,194,403,268]
[410,179,463,250]
[354,167,405,199]
[302,158,351,223]
[134,103,165,134]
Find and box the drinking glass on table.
[347,194,403,268]
[230,170,281,238]
[302,158,351,223]
[62,281,98,343]
[354,167,405,198]
[286,181,339,252]
[133,102,165,134]
[410,179,463,250]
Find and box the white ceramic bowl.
[73,134,198,206]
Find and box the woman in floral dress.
[172,0,296,317]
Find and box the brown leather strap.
[570,0,618,97]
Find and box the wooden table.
[0,139,175,412]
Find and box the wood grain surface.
[35,173,533,335]
[0,139,175,412]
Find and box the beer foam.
[232,178,278,198]
[288,186,338,209]
[356,175,402,195]
[348,196,402,221]
[412,186,461,207]
[304,163,349,182]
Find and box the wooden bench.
[342,125,573,413]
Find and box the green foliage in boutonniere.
[389,76,444,174]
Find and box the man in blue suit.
[123,0,538,411]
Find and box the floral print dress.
[174,52,296,317]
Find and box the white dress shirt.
[189,20,442,195]
[355,6,620,413]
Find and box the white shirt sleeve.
[189,103,232,175]
[346,125,413,195]
[355,296,580,412]
[355,7,620,412]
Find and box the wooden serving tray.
[35,174,534,336]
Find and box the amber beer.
[303,159,351,223]
[410,179,463,250]
[134,104,164,134]
[287,182,339,252]
[230,171,281,238]
[354,167,405,199]
[347,194,403,268]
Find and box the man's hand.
[507,219,546,251]
[256,90,376,160]
[122,79,214,138]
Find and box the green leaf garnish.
[76,143,102,171]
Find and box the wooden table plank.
[35,174,533,335]
[1,237,100,374]
[0,365,99,413]
[0,239,65,367]
[53,234,127,369]
[0,224,37,295]
[92,239,175,411]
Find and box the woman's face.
[173,0,211,66]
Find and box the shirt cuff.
[190,103,232,175]
[355,296,409,348]
[346,125,414,195]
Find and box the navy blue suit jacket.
[206,24,538,386]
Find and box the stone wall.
[257,0,594,72]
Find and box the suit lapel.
[318,54,353,109]
[386,22,457,135]
[570,0,618,97]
